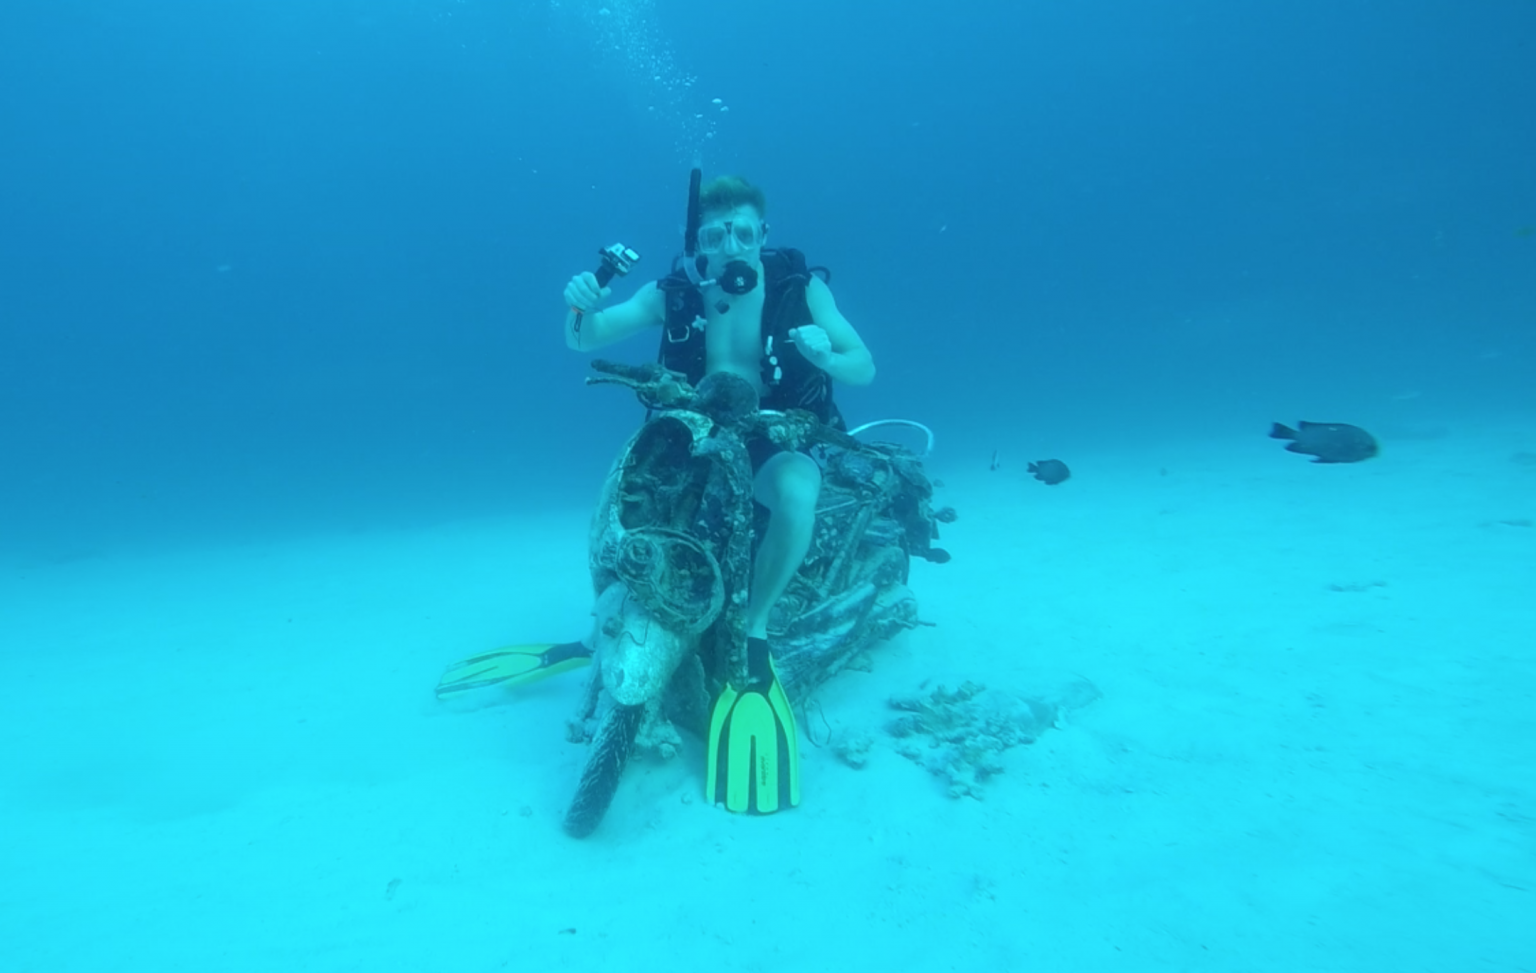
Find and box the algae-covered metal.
[562,361,956,837]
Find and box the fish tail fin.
[1027,462,1039,473]
[1269,422,1297,440]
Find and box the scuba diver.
[559,173,877,815]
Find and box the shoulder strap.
[771,246,830,286]
[658,261,704,347]
[762,246,828,287]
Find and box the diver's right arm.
[562,272,666,351]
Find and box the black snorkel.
[683,167,758,311]
[683,167,704,286]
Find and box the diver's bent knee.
[757,452,821,514]
[774,456,821,515]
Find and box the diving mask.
[696,216,766,254]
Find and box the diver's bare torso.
[702,283,767,396]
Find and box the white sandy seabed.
[1,419,1533,972]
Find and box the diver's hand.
[564,271,611,312]
[788,325,835,369]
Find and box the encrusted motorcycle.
[438,358,955,837]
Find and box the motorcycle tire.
[562,701,646,839]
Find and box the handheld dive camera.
[571,242,640,337]
[594,242,640,288]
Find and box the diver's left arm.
[792,276,876,386]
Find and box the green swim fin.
[706,636,800,814]
[435,640,592,700]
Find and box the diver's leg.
[744,451,821,640]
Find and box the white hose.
[845,419,936,459]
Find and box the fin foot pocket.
[706,638,801,814]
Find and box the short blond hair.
[698,175,766,219]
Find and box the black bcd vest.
[655,247,845,430]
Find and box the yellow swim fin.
[706,637,800,814]
[435,640,592,700]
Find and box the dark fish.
[1269,421,1379,464]
[1028,459,1071,485]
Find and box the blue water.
[1,2,1533,968]
[3,0,1529,556]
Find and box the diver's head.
[696,175,768,276]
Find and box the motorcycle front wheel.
[561,701,646,838]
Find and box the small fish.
[1028,459,1071,485]
[1269,421,1379,464]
